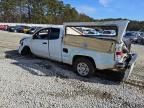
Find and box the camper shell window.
[65,26,118,38]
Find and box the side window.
[33,29,49,40]
[49,28,60,40]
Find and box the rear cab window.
[49,28,60,40]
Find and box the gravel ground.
[0,31,144,108]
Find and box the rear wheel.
[73,58,95,77]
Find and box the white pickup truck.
[18,20,137,81]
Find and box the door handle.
[42,42,47,44]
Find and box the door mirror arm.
[32,33,38,39]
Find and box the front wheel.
[73,58,95,77]
[21,47,32,56]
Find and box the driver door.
[30,28,49,58]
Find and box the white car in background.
[102,30,116,36]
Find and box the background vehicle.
[123,31,138,43]
[18,21,137,81]
[101,30,116,36]
[0,25,8,30]
[7,26,16,32]
[23,26,31,33]
[15,25,30,33]
[75,27,101,36]
[137,32,144,44]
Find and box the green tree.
[0,0,17,22]
[0,0,94,24]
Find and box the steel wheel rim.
[77,62,89,76]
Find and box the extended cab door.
[48,28,62,61]
[30,28,49,58]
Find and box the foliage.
[0,0,94,24]
[97,18,144,31]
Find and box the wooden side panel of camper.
[63,35,116,53]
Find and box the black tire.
[73,58,95,77]
[21,47,32,56]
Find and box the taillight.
[116,51,123,56]
[116,51,123,61]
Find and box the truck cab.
[18,20,137,81]
[19,26,64,61]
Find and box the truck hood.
[20,35,32,43]
[21,34,32,39]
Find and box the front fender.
[18,37,32,54]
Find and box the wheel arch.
[72,55,96,68]
[21,46,32,55]
[22,45,30,50]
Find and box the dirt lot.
[0,31,144,108]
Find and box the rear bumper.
[115,53,137,69]
[127,53,137,67]
[115,53,137,81]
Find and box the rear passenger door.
[48,28,62,61]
